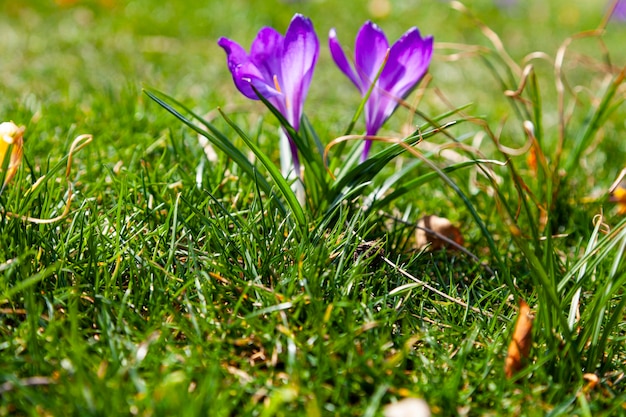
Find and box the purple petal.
[361,140,373,163]
[379,28,433,97]
[237,62,283,99]
[354,21,389,90]
[218,37,280,100]
[328,28,362,91]
[364,96,387,136]
[366,28,433,137]
[218,37,248,78]
[250,27,284,85]
[613,0,626,21]
[280,13,319,130]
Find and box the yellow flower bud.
[0,121,24,186]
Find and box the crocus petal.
[336,22,434,161]
[328,28,361,90]
[0,121,24,186]
[280,13,319,130]
[366,28,433,133]
[237,62,283,99]
[354,21,389,92]
[613,0,626,21]
[365,95,387,136]
[218,37,281,100]
[217,37,249,79]
[379,28,433,97]
[250,27,284,85]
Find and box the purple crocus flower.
[329,22,433,161]
[218,14,319,176]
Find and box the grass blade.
[218,109,307,237]
[143,88,283,213]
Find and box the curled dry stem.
[323,134,419,180]
[449,0,521,75]
[592,212,611,236]
[504,64,537,106]
[6,134,92,224]
[434,42,490,62]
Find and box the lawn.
[1,0,626,416]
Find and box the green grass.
[1,0,626,416]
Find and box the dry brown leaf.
[504,299,534,378]
[0,121,24,186]
[526,142,538,175]
[583,373,599,393]
[415,215,464,251]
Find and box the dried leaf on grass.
[526,142,538,175]
[415,215,464,251]
[504,299,534,378]
[583,373,599,393]
[384,397,430,417]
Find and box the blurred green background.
[1,0,624,153]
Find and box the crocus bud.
[0,121,24,185]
